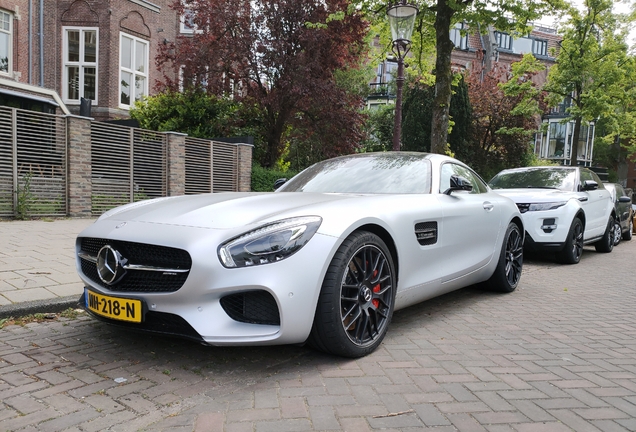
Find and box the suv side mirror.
[273,178,287,190]
[618,196,632,203]
[443,175,473,195]
[582,180,598,191]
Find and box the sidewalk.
[0,218,95,318]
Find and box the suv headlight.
[528,202,566,212]
[218,216,322,268]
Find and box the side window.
[440,163,488,194]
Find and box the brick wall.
[1,0,179,121]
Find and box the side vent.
[415,221,438,246]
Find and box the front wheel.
[612,219,622,246]
[594,216,615,253]
[556,218,584,264]
[308,231,396,358]
[486,222,523,292]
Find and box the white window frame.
[0,9,13,76]
[62,27,99,104]
[119,32,149,109]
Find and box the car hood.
[492,188,577,203]
[97,192,362,229]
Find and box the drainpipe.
[39,0,43,86]
[28,0,32,84]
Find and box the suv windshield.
[490,168,577,192]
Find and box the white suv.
[489,166,615,264]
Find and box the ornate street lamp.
[387,0,418,151]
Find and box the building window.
[0,10,12,74]
[450,23,469,50]
[548,122,566,158]
[532,39,548,56]
[180,8,196,34]
[495,31,512,50]
[120,33,149,108]
[63,28,98,103]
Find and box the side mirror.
[443,175,473,195]
[273,178,287,190]
[582,180,598,191]
[618,196,632,203]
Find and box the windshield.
[489,168,577,192]
[278,153,432,194]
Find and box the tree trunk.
[430,0,454,155]
[570,116,581,167]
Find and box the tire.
[594,216,614,253]
[622,218,633,241]
[308,231,396,358]
[612,219,622,246]
[486,222,523,292]
[556,218,584,264]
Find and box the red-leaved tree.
[466,59,546,179]
[157,0,369,168]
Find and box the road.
[1,241,635,431]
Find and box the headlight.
[218,216,322,268]
[528,202,566,212]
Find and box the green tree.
[544,0,633,167]
[354,0,559,154]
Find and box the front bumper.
[76,220,340,346]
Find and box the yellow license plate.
[86,290,142,323]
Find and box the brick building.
[0,0,180,120]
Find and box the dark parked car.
[603,183,633,245]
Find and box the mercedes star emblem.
[96,245,127,285]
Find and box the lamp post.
[387,0,418,151]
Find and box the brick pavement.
[0,231,634,431]
[0,218,95,316]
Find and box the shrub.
[251,165,297,192]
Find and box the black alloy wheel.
[339,243,394,347]
[486,222,523,292]
[595,216,615,253]
[308,231,396,358]
[557,218,584,264]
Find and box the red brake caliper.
[372,270,380,308]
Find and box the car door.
[436,162,502,283]
[579,169,611,238]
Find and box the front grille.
[516,203,530,213]
[79,237,192,293]
[220,291,280,325]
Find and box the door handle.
[483,202,494,211]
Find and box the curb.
[0,295,81,320]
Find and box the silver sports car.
[76,152,524,357]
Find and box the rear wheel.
[622,218,633,241]
[594,217,614,253]
[486,222,523,292]
[556,218,584,264]
[308,231,396,358]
